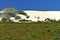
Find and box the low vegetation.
[0,21,60,40]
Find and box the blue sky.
[0,0,60,11]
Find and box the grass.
[0,22,60,40]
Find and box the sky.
[0,0,60,11]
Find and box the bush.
[2,18,11,22]
[2,18,7,22]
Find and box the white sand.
[24,10,60,21]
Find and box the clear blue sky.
[0,0,60,11]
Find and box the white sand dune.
[24,10,60,21]
[1,10,60,22]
